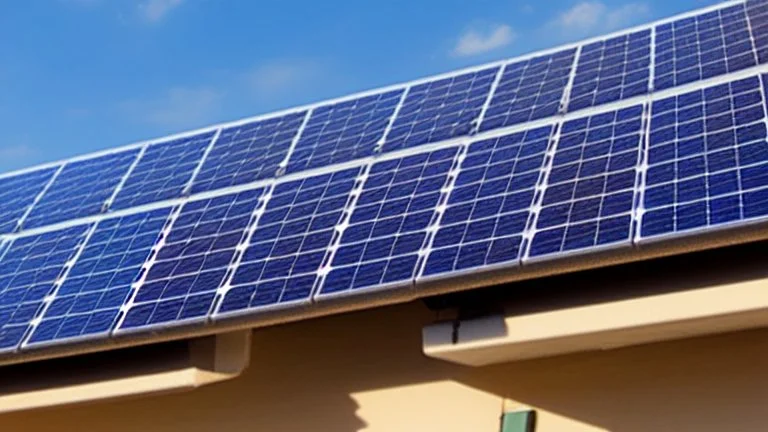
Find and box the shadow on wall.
[0,301,767,432]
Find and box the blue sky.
[0,0,720,172]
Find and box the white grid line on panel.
[376,87,411,150]
[0,239,9,262]
[103,143,149,212]
[0,1,747,185]
[277,110,313,175]
[20,223,99,350]
[560,44,584,114]
[16,163,66,233]
[211,184,276,314]
[633,99,655,240]
[111,204,185,334]
[473,67,507,133]
[414,143,471,279]
[310,163,373,301]
[182,128,223,196]
[742,1,762,68]
[9,65,768,244]
[521,123,565,261]
[757,74,768,133]
[648,23,657,91]
[731,82,750,220]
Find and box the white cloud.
[244,59,326,97]
[0,144,38,161]
[453,24,516,57]
[549,1,649,37]
[0,143,40,171]
[139,0,185,23]
[120,87,224,129]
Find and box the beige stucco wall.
[0,301,767,432]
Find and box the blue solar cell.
[191,112,306,194]
[27,209,172,345]
[747,0,768,64]
[529,105,644,258]
[642,76,768,238]
[422,126,552,277]
[286,91,404,174]
[654,4,757,91]
[0,225,91,351]
[217,168,360,314]
[479,49,576,132]
[569,30,651,111]
[111,132,215,210]
[384,68,498,152]
[320,148,459,296]
[118,189,265,330]
[24,150,140,230]
[0,167,58,235]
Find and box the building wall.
[1,301,767,432]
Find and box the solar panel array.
[0,0,767,355]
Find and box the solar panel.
[0,167,58,235]
[421,127,553,278]
[654,4,757,91]
[0,1,764,358]
[215,168,360,316]
[747,0,768,64]
[117,189,266,331]
[568,30,651,112]
[479,49,576,132]
[318,148,459,297]
[640,75,768,239]
[110,132,216,210]
[23,150,140,230]
[286,91,403,174]
[26,208,172,346]
[190,112,306,194]
[527,105,644,258]
[384,68,498,152]
[0,225,91,351]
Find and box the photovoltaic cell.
[190,112,306,194]
[28,208,172,345]
[0,167,58,235]
[286,91,404,174]
[654,4,757,91]
[568,30,651,112]
[529,105,644,258]
[422,127,552,277]
[747,0,768,64]
[384,68,498,152]
[217,168,360,314]
[0,225,91,351]
[479,49,576,132]
[119,189,265,330]
[111,132,216,210]
[24,150,140,230]
[320,148,459,296]
[641,76,768,238]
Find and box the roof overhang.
[0,330,250,414]
[423,277,768,366]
